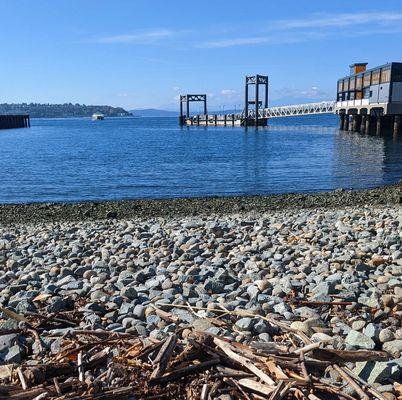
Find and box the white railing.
[247,101,335,118]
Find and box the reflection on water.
[0,115,401,203]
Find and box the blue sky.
[1,0,402,110]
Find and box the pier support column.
[394,115,401,137]
[376,116,383,136]
[351,115,357,131]
[349,116,354,131]
[344,115,349,131]
[339,114,345,130]
[354,115,362,132]
[365,116,372,134]
[360,115,367,134]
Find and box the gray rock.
[354,360,401,384]
[364,323,381,342]
[0,334,19,352]
[4,345,21,364]
[379,328,395,343]
[204,279,224,294]
[345,330,376,350]
[235,318,253,331]
[120,287,138,300]
[133,304,145,319]
[193,319,214,332]
[383,340,402,358]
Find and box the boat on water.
[92,113,104,120]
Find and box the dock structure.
[0,115,30,130]
[180,62,402,136]
[336,62,402,136]
[179,75,269,127]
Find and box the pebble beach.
[0,184,401,398]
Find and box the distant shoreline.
[0,182,400,225]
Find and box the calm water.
[0,115,401,204]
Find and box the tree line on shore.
[0,103,132,118]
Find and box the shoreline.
[0,182,401,225]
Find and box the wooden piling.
[349,115,356,131]
[394,115,401,136]
[360,115,367,134]
[224,114,227,126]
[343,115,349,131]
[376,116,383,135]
[339,114,345,130]
[354,115,362,132]
[365,116,371,134]
[214,115,217,126]
[0,115,30,130]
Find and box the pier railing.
[184,101,336,126]
[249,101,336,119]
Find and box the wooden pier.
[184,114,267,126]
[0,115,30,130]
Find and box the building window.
[363,88,370,99]
[392,64,402,82]
[363,72,371,87]
[371,69,380,85]
[338,80,343,92]
[343,79,349,91]
[356,75,363,90]
[349,77,356,90]
[380,68,391,83]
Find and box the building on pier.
[336,62,402,116]
[336,62,402,136]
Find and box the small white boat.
[92,113,104,120]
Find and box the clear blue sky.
[1,0,402,110]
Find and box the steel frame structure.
[179,94,207,124]
[245,75,269,125]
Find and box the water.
[0,115,401,204]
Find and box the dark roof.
[338,62,402,81]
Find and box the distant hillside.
[130,108,178,117]
[0,103,132,118]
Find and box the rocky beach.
[0,184,401,399]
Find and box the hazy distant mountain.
[0,103,132,118]
[130,108,178,117]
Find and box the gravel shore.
[0,198,401,396]
[0,182,401,225]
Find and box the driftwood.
[0,300,399,400]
